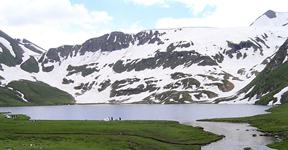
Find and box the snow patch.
[15,90,29,102]
[251,11,288,27]
[273,86,288,105]
[0,37,15,57]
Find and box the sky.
[1,0,288,49]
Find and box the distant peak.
[250,10,288,27]
[264,10,277,18]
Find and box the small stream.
[191,122,275,150]
[0,104,275,149]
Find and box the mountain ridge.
[1,10,288,105]
[250,10,288,27]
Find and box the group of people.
[104,117,122,121]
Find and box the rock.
[98,80,111,92]
[244,147,252,150]
[113,50,218,73]
[20,56,39,73]
[264,10,277,18]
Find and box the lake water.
[0,104,269,121]
[0,104,274,150]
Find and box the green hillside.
[0,87,28,106]
[239,39,288,105]
[0,80,75,106]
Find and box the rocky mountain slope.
[225,38,288,105]
[1,10,288,105]
[0,31,74,106]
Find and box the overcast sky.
[1,0,288,49]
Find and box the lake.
[0,104,274,150]
[0,104,269,121]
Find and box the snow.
[15,90,29,102]
[273,86,288,105]
[35,26,288,104]
[5,86,29,102]
[251,11,288,27]
[2,24,288,104]
[19,44,43,62]
[282,47,288,63]
[18,39,46,53]
[1,66,36,86]
[0,37,15,57]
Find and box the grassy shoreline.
[199,103,288,149]
[0,113,222,150]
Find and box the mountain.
[250,10,288,27]
[1,10,288,105]
[0,30,74,106]
[222,39,288,105]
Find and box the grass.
[6,80,75,105]
[201,103,288,150]
[241,61,288,105]
[0,114,222,150]
[0,87,28,106]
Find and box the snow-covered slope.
[0,30,45,68]
[251,10,288,27]
[224,38,288,105]
[1,10,288,105]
